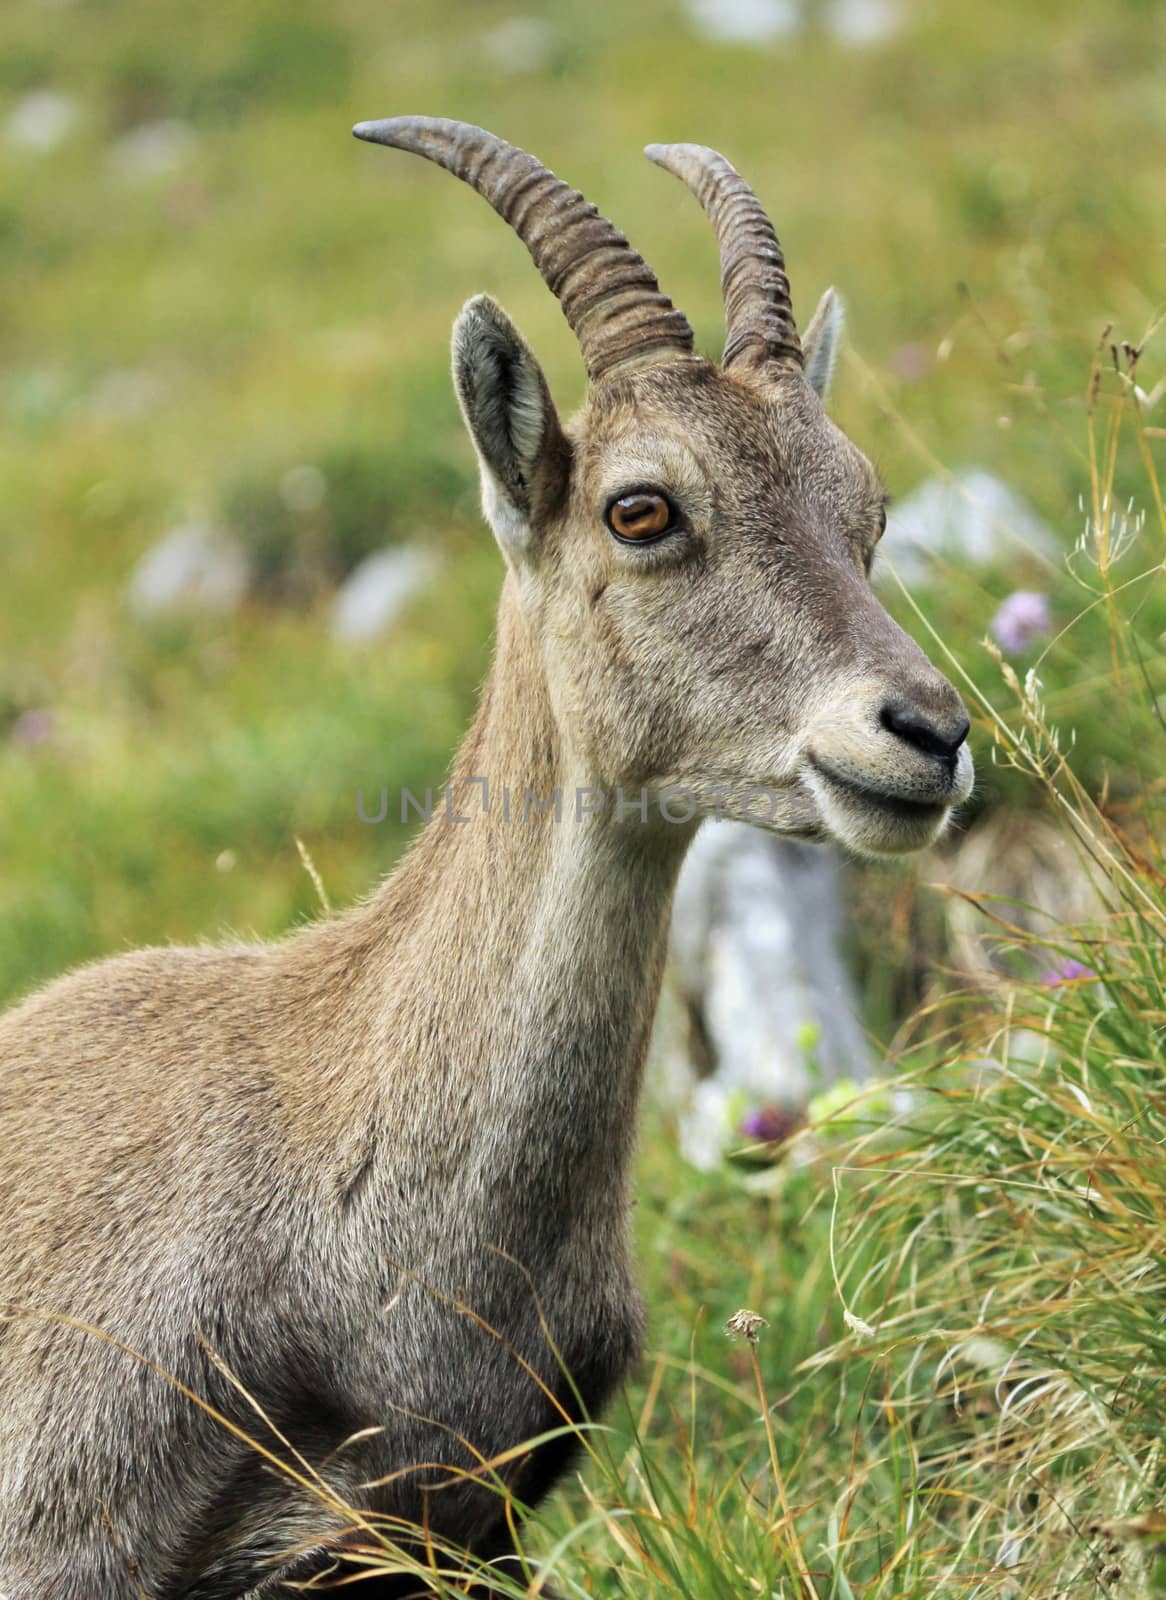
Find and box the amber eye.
[606,492,673,543]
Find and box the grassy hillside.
[1,0,1164,1593]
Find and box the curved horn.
[644,143,801,374]
[354,116,694,383]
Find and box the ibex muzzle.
[0,118,971,1595]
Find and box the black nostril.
[880,700,970,762]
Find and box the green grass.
[2,0,1165,1593]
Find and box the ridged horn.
[644,143,802,374]
[353,116,695,383]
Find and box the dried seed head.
[725,1308,768,1343]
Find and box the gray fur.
[0,132,971,1598]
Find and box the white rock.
[128,524,249,618]
[6,90,78,152]
[330,547,438,644]
[110,119,196,179]
[686,0,802,44]
[825,0,900,45]
[877,468,1060,587]
[678,1080,739,1172]
[480,17,561,74]
[660,821,872,1169]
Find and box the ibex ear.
[451,295,568,563]
[801,287,844,402]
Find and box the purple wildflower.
[1042,957,1098,987]
[739,1104,801,1143]
[9,708,56,749]
[888,342,931,383]
[989,590,1052,655]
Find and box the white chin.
[807,769,953,858]
[715,780,828,839]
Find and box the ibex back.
[0,118,972,1597]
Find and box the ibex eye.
[605,492,674,543]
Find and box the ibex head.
[354,117,972,857]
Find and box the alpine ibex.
[0,118,973,1597]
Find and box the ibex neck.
[363,578,692,1205]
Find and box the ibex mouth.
[810,762,950,820]
[804,756,960,857]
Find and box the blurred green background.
[3,6,1165,1592]
[1,0,1162,1012]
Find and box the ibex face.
[357,120,972,856]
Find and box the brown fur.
[0,143,971,1598]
